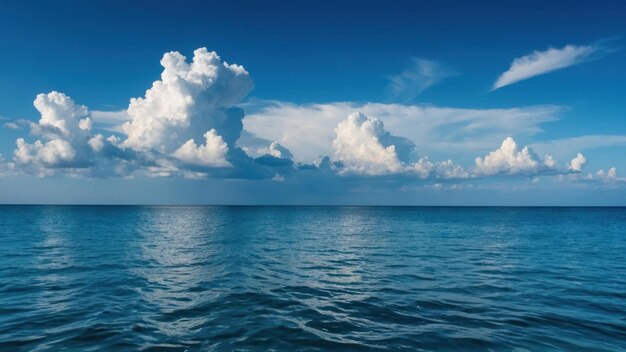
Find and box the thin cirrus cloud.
[492,42,611,91]
[387,58,457,101]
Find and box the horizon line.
[1,204,625,208]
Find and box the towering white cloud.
[10,50,276,179]
[568,152,587,172]
[493,44,603,90]
[122,48,253,160]
[333,112,405,175]
[474,137,543,175]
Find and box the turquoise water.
[1,206,625,351]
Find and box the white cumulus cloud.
[13,92,96,175]
[331,112,469,179]
[471,138,585,178]
[256,142,293,159]
[88,134,105,153]
[544,154,556,168]
[8,50,297,179]
[593,167,626,183]
[411,157,469,180]
[33,91,92,136]
[15,138,75,167]
[122,47,253,154]
[333,112,406,175]
[172,129,231,167]
[473,137,543,176]
[568,152,587,172]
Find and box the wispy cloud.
[492,42,612,90]
[387,58,457,101]
[1,115,23,130]
[91,110,130,133]
[244,100,562,162]
[529,134,626,162]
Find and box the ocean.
[0,206,625,351]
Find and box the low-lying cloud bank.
[1,47,621,187]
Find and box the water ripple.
[1,206,625,351]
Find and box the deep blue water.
[1,206,625,351]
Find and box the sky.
[0,0,625,205]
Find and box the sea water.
[1,206,625,351]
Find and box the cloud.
[567,166,626,186]
[12,92,98,176]
[331,112,468,179]
[4,47,618,192]
[15,138,76,167]
[0,155,16,177]
[473,137,544,176]
[333,112,406,175]
[10,49,290,179]
[243,100,562,162]
[112,48,288,178]
[410,157,469,180]
[258,142,293,160]
[2,119,33,131]
[88,134,105,152]
[122,47,253,156]
[568,152,587,172]
[531,135,626,159]
[492,43,609,90]
[3,122,20,129]
[3,90,611,187]
[11,92,149,178]
[172,129,231,167]
[470,137,590,178]
[91,110,130,132]
[387,58,457,101]
[33,91,92,137]
[543,154,556,168]
[236,132,294,161]
[594,167,626,183]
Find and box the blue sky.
[0,0,625,205]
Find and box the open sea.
[0,206,625,351]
